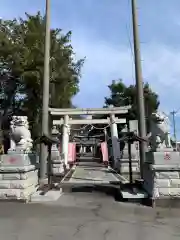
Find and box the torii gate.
[49,105,131,170]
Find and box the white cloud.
[72,32,180,111]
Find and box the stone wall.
[0,153,38,202]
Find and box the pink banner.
[73,143,76,162]
[101,142,109,164]
[68,142,76,163]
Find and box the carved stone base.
[146,151,180,165]
[0,153,38,202]
[52,163,64,175]
[0,175,38,189]
[0,153,37,166]
[51,149,65,176]
[0,185,37,201]
[143,160,180,202]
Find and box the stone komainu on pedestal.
[143,112,180,206]
[8,116,33,153]
[0,116,38,202]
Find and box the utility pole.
[40,0,51,182]
[170,110,177,150]
[131,0,147,178]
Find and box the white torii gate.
[49,105,131,170]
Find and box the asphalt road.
[0,191,180,240]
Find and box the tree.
[0,12,84,141]
[104,79,160,132]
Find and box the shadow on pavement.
[70,185,152,207]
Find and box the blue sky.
[1,0,180,138]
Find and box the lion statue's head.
[11,116,28,127]
[151,111,170,134]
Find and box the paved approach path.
[1,191,180,239]
[67,161,125,185]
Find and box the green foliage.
[105,79,160,131]
[0,12,84,138]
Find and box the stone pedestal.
[120,120,140,181]
[0,153,38,201]
[51,145,64,176]
[120,143,140,181]
[143,151,180,205]
[51,126,64,176]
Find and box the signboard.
[101,142,109,164]
[68,143,76,163]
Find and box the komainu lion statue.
[150,111,172,150]
[9,116,33,152]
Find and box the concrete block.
[121,189,147,199]
[0,154,33,166]
[121,166,139,173]
[0,165,35,173]
[154,179,170,188]
[169,188,180,196]
[0,176,38,189]
[52,162,64,175]
[143,162,180,200]
[51,151,60,160]
[170,179,180,188]
[120,160,139,167]
[52,167,64,175]
[158,187,170,197]
[152,164,180,171]
[155,171,179,179]
[121,152,137,160]
[0,185,37,201]
[146,151,180,165]
[1,170,38,180]
[52,163,63,168]
[52,159,62,164]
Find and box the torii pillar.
[110,113,121,171]
[62,115,70,169]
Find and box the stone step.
[120,188,148,199]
